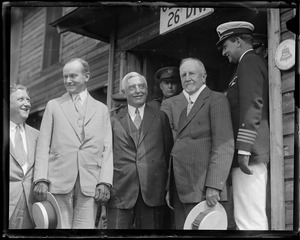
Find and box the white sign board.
[160,7,214,35]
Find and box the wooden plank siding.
[15,7,110,114]
[280,8,297,230]
[18,8,45,84]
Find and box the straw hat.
[183,201,227,230]
[32,192,62,229]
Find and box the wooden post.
[267,9,285,230]
[106,17,116,111]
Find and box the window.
[42,7,62,69]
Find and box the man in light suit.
[33,58,113,229]
[107,72,173,229]
[9,84,39,229]
[167,58,234,229]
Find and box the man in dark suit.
[216,21,270,230]
[167,58,234,229]
[107,72,173,229]
[9,84,39,229]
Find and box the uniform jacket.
[33,92,113,197]
[160,92,188,139]
[226,50,270,167]
[9,124,39,220]
[170,87,234,203]
[108,104,173,209]
[147,98,162,110]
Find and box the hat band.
[35,202,49,228]
[191,209,212,230]
[36,201,58,229]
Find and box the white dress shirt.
[128,104,145,122]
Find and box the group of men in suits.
[9,58,114,229]
[9,20,269,231]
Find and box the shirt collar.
[239,49,253,62]
[182,90,189,101]
[128,104,146,118]
[188,84,206,103]
[72,89,87,103]
[10,121,24,131]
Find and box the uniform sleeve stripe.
[238,132,256,138]
[237,138,254,145]
[238,128,257,136]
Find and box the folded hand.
[33,181,49,201]
[205,187,220,207]
[95,184,110,204]
[238,154,253,175]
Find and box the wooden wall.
[15,7,109,114]
[280,8,297,230]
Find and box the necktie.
[134,108,142,129]
[74,94,85,140]
[74,94,83,115]
[187,96,193,116]
[14,124,27,166]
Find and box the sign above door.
[159,7,214,35]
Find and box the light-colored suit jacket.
[9,124,39,220]
[108,104,173,209]
[170,87,234,203]
[33,92,113,197]
[161,92,188,139]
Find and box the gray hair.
[65,58,90,75]
[10,83,29,95]
[121,72,147,91]
[179,58,207,75]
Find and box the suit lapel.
[59,92,82,141]
[138,105,155,146]
[177,87,210,135]
[84,93,97,125]
[9,139,20,165]
[24,124,34,167]
[117,107,135,142]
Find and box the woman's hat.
[32,192,62,229]
[183,201,228,230]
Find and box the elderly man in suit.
[107,72,173,229]
[216,21,270,230]
[33,58,113,229]
[9,84,39,229]
[167,58,234,229]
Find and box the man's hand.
[165,190,174,210]
[33,181,49,201]
[95,184,110,204]
[205,187,220,207]
[238,154,253,175]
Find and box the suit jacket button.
[177,139,180,142]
